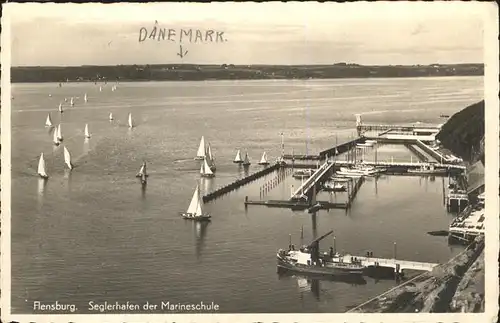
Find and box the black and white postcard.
[1,2,498,323]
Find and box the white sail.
[200,162,205,175]
[243,152,250,164]
[38,153,48,177]
[234,150,242,162]
[259,152,268,164]
[109,112,114,121]
[128,113,133,128]
[84,93,88,102]
[53,128,59,144]
[70,97,74,106]
[58,103,63,113]
[84,124,91,138]
[99,86,102,92]
[187,185,202,215]
[206,143,213,162]
[137,161,147,176]
[63,146,73,170]
[45,113,53,127]
[202,158,214,175]
[57,124,63,141]
[196,136,206,159]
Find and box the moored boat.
[408,163,446,175]
[323,182,346,192]
[181,185,211,221]
[277,231,365,276]
[293,169,314,179]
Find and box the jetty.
[356,256,437,272]
[291,161,333,201]
[202,163,279,203]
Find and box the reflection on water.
[141,182,147,200]
[63,168,72,191]
[83,138,91,155]
[37,178,47,208]
[194,221,209,260]
[201,177,214,195]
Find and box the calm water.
[10,77,483,313]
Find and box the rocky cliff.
[436,100,485,165]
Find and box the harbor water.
[10,76,483,313]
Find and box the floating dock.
[202,163,280,203]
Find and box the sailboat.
[99,86,102,92]
[109,112,114,121]
[195,136,206,160]
[181,185,211,221]
[84,93,88,102]
[70,97,74,106]
[128,113,134,128]
[63,146,73,170]
[200,157,215,178]
[57,124,63,142]
[243,152,251,166]
[233,149,243,164]
[136,161,149,184]
[45,113,53,127]
[84,124,91,139]
[37,153,49,179]
[53,129,60,146]
[58,103,63,113]
[205,143,216,171]
[258,152,270,165]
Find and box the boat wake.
[173,158,193,163]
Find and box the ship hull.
[181,213,212,222]
[277,257,364,276]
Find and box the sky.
[5,2,491,66]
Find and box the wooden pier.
[356,256,437,272]
[318,138,363,159]
[356,123,441,137]
[291,161,334,200]
[202,163,280,203]
[415,140,449,163]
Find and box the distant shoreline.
[11,63,484,83]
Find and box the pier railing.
[290,161,333,200]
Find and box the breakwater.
[319,138,364,159]
[202,163,280,203]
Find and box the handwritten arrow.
[177,45,189,58]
